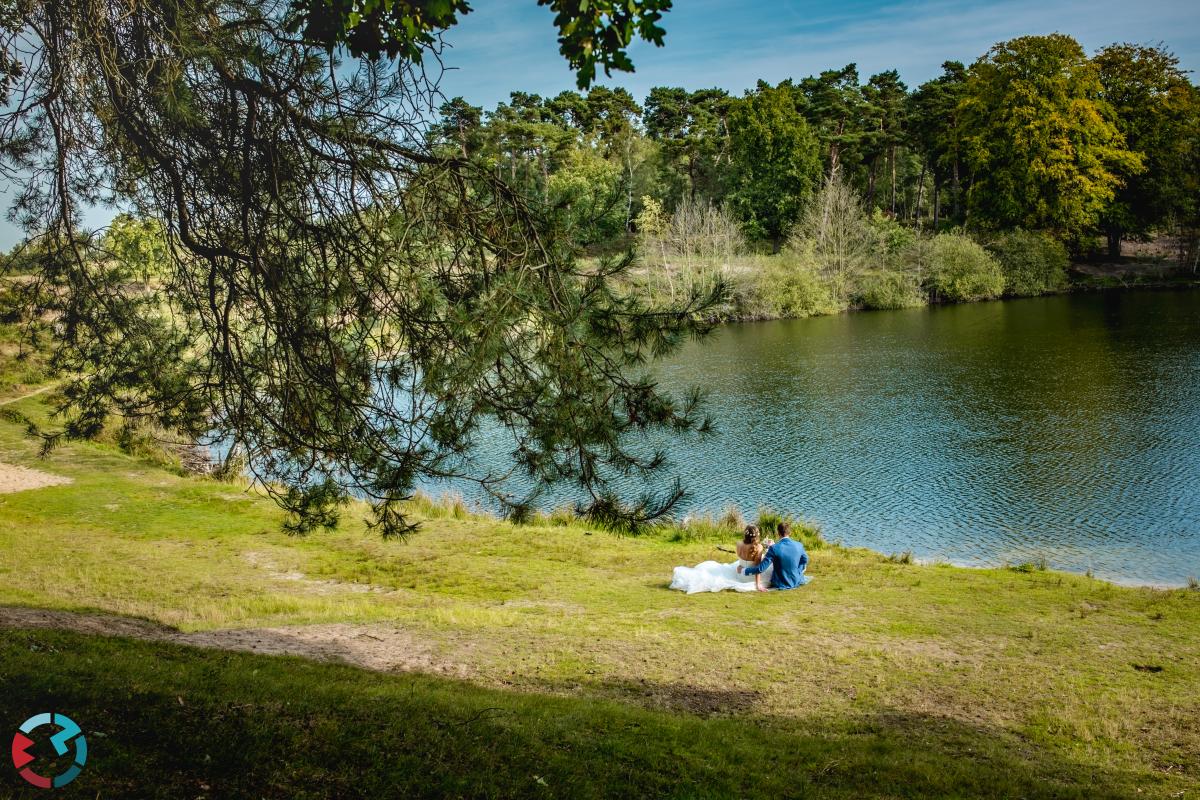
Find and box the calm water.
[438,290,1200,586]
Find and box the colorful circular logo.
[11,713,87,789]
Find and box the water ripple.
[425,291,1200,587]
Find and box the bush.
[640,196,744,266]
[787,174,879,303]
[925,233,1004,302]
[988,230,1069,297]
[868,210,918,258]
[741,253,844,318]
[857,270,926,310]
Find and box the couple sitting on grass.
[670,522,810,594]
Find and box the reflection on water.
[430,290,1200,587]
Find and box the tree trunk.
[914,161,927,225]
[951,160,961,222]
[889,145,897,216]
[828,118,845,178]
[866,159,878,209]
[1106,228,1122,260]
[932,180,940,230]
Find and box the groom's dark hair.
[778,522,792,537]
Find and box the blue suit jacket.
[744,536,809,589]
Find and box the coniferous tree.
[0,0,718,536]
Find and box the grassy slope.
[0,391,1198,798]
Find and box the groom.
[737,522,809,590]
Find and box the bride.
[670,525,774,594]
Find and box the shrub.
[988,230,1069,296]
[745,253,844,318]
[925,233,1005,302]
[857,270,926,310]
[787,174,879,303]
[640,197,744,266]
[868,210,918,258]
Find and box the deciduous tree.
[726,82,821,250]
[960,34,1142,239]
[1094,43,1200,257]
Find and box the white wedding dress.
[670,558,774,594]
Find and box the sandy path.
[0,461,72,493]
[0,382,58,406]
[0,606,470,677]
[0,382,75,493]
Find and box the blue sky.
[3,0,1198,249]
[434,0,1200,107]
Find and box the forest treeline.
[5,34,1198,321]
[427,32,1199,316]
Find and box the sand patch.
[0,461,72,493]
[0,606,470,677]
[241,550,390,595]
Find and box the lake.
[436,290,1200,587]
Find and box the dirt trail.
[0,606,471,677]
[0,382,74,493]
[0,461,71,493]
[0,382,58,406]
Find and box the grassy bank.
[0,388,1198,798]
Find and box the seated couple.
[669,522,810,594]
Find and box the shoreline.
[701,266,1200,324]
[404,490,1196,592]
[908,554,1190,591]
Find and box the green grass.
[0,321,52,399]
[1,389,1198,798]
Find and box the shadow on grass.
[0,624,1174,799]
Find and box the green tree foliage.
[547,148,625,245]
[1094,44,1200,257]
[988,230,1069,297]
[908,62,968,227]
[431,97,484,158]
[925,233,1005,302]
[643,87,730,205]
[960,34,1143,239]
[290,0,672,88]
[799,64,865,179]
[0,0,720,535]
[860,70,908,213]
[726,82,821,249]
[100,214,171,282]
